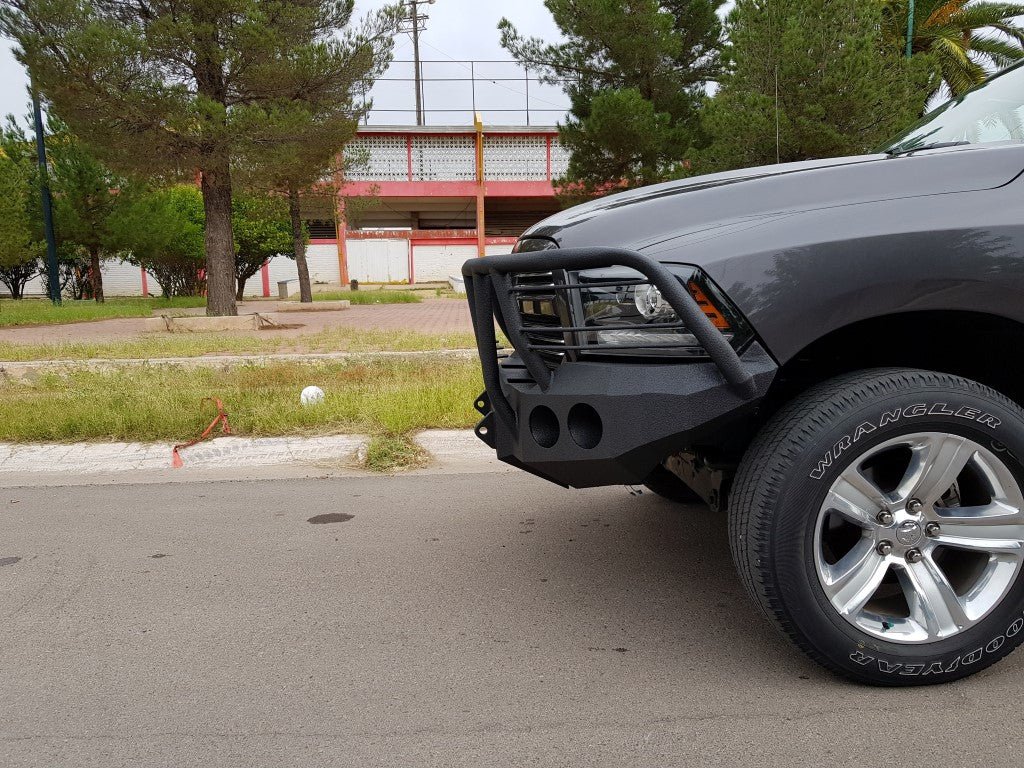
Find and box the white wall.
[412,244,478,283]
[347,239,409,284]
[262,244,342,295]
[8,239,517,297]
[485,243,516,257]
[18,259,147,297]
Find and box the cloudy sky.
[0,0,568,124]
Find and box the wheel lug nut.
[906,548,923,563]
[908,499,923,514]
[925,522,941,537]
[877,541,893,556]
[877,510,894,526]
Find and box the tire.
[643,464,702,504]
[730,368,1024,685]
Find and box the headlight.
[573,265,746,358]
[633,284,673,320]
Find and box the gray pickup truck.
[463,62,1024,685]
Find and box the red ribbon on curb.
[171,398,232,468]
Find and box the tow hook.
[664,449,734,512]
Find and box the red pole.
[260,261,271,297]
[475,113,486,258]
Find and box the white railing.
[345,132,570,183]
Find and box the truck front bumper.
[463,247,779,489]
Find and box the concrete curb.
[0,349,478,380]
[0,429,502,477]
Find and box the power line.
[418,42,569,110]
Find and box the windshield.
[883,62,1024,153]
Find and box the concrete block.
[142,317,171,332]
[148,314,260,332]
[274,300,351,313]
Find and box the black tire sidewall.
[770,375,1024,684]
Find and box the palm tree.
[884,1,1024,96]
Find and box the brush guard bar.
[462,247,759,432]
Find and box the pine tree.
[234,6,396,303]
[1,0,398,315]
[698,0,936,173]
[500,0,726,196]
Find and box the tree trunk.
[200,157,238,316]
[89,246,104,303]
[235,277,247,302]
[288,184,312,303]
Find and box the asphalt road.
[2,471,1024,767]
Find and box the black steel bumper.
[462,247,778,488]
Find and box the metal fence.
[360,59,572,126]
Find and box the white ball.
[300,385,325,406]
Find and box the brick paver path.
[0,298,475,346]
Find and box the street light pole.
[906,0,915,59]
[30,85,61,305]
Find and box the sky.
[0,0,568,125]
[355,0,568,124]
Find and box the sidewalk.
[0,298,473,345]
[0,348,478,381]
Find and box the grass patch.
[362,433,431,473]
[0,357,483,442]
[433,288,467,299]
[0,297,205,327]
[293,290,420,305]
[0,327,481,361]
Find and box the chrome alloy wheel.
[813,432,1024,644]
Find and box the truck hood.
[523,145,1024,253]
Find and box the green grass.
[362,433,431,472]
[0,297,205,327]
[433,288,467,299]
[292,290,421,305]
[0,327,481,361]
[0,358,483,443]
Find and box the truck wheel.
[730,369,1024,685]
[643,465,702,504]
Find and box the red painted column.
[335,198,349,286]
[261,261,271,297]
[140,267,149,297]
[475,114,486,258]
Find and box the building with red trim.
[275,123,568,289]
[14,122,567,297]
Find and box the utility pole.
[401,0,434,126]
[30,85,61,305]
[411,1,423,126]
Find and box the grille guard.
[463,247,759,431]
